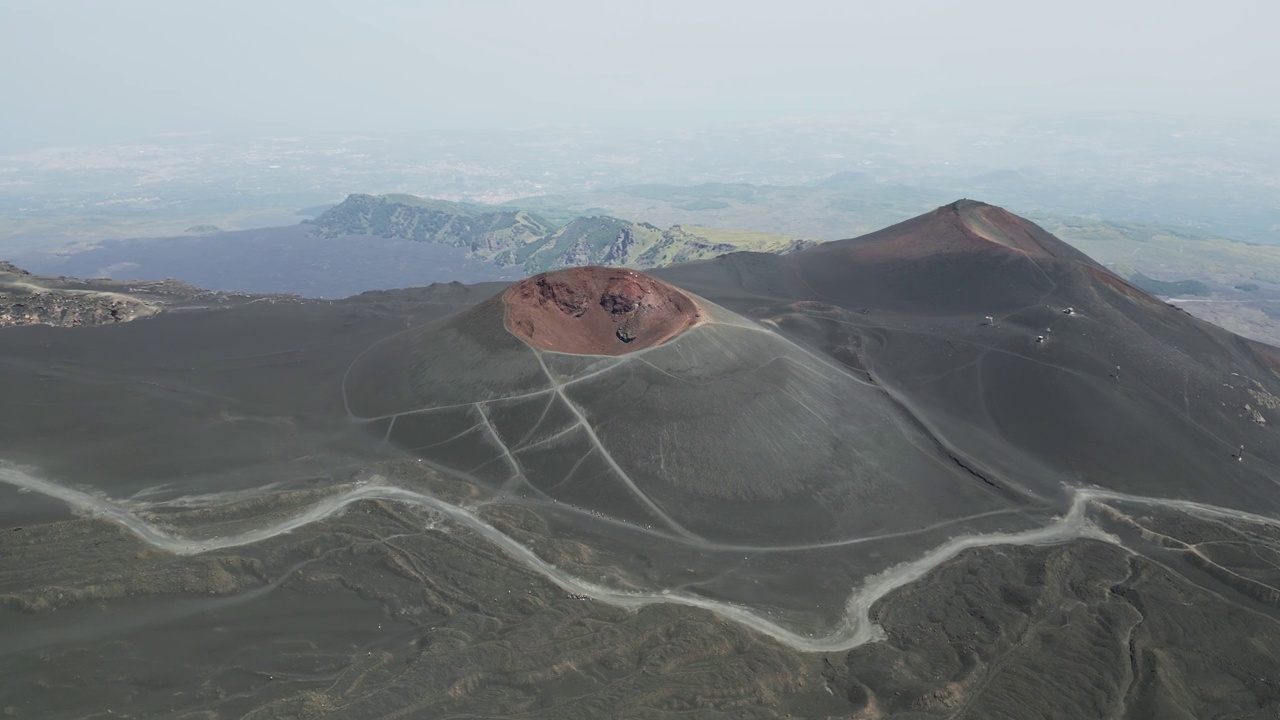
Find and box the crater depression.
[503,267,704,355]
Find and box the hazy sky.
[2,0,1278,147]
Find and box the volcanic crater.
[503,267,704,355]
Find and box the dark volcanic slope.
[3,201,1280,718]
[661,200,1280,512]
[343,266,1010,563]
[790,199,1104,314]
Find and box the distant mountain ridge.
[306,193,815,273]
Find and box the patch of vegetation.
[307,194,550,250]
[307,194,818,274]
[682,226,818,253]
[1128,272,1211,297]
[296,204,336,218]
[0,204,316,254]
[1033,215,1280,291]
[678,199,731,211]
[623,183,767,204]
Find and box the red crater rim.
[503,267,705,355]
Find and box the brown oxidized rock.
[504,266,704,355]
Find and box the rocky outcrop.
[0,287,156,328]
[1,262,160,328]
[601,227,636,265]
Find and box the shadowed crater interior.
[503,266,704,355]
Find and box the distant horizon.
[3,105,1279,154]
[4,0,1278,148]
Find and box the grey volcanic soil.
[2,201,1280,718]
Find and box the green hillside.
[308,193,819,274]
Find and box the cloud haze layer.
[2,0,1278,146]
